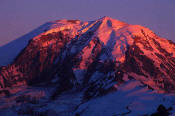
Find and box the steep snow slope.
[74,80,175,116]
[0,22,54,66]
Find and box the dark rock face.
[0,31,72,88]
[151,104,172,116]
[0,65,25,88]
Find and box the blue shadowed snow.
[0,22,54,66]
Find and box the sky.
[0,0,175,46]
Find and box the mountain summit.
[0,17,175,115]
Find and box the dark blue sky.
[0,0,175,46]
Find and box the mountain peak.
[0,17,175,94]
[97,16,127,28]
[100,16,113,20]
[0,17,175,115]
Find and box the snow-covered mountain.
[0,16,175,116]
